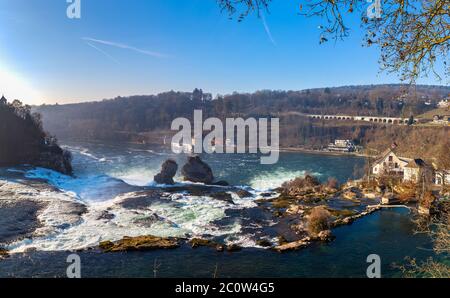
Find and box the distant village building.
[327,139,356,152]
[437,99,449,108]
[0,95,7,105]
[432,115,450,125]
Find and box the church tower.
[0,94,7,105]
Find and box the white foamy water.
[25,168,127,202]
[249,169,321,190]
[229,191,258,208]
[3,167,252,252]
[0,178,87,250]
[65,145,108,162]
[107,167,160,187]
[6,187,243,252]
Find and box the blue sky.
[0,0,445,105]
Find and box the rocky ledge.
[36,145,73,175]
[0,247,9,259]
[188,238,240,252]
[274,237,311,252]
[99,235,180,252]
[331,205,381,227]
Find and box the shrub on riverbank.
[326,177,339,190]
[281,174,321,191]
[394,182,417,202]
[307,206,331,235]
[419,191,436,209]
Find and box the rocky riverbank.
[0,174,88,257]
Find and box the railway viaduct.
[307,114,417,124]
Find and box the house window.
[395,163,398,168]
[389,156,393,162]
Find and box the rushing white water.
[107,167,160,186]
[2,142,360,253]
[3,167,258,253]
[6,188,243,252]
[64,145,108,162]
[25,168,128,202]
[249,169,322,190]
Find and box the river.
[0,141,435,277]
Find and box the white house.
[372,148,435,183]
[372,149,411,177]
[435,170,450,186]
[327,139,356,152]
[403,159,433,183]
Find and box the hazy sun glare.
[0,64,43,105]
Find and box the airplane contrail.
[261,13,276,46]
[82,37,170,58]
[85,41,120,64]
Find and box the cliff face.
[0,99,72,175]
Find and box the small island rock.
[154,159,178,185]
[181,156,214,184]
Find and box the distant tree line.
[36,84,449,138]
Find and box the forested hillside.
[0,96,72,174]
[36,85,448,138]
[34,84,450,159]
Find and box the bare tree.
[435,140,450,187]
[217,0,270,20]
[218,0,450,82]
[399,202,450,277]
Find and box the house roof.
[405,159,428,168]
[373,148,393,164]
[374,148,408,163]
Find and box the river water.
[0,141,435,277]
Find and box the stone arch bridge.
[307,114,417,124]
